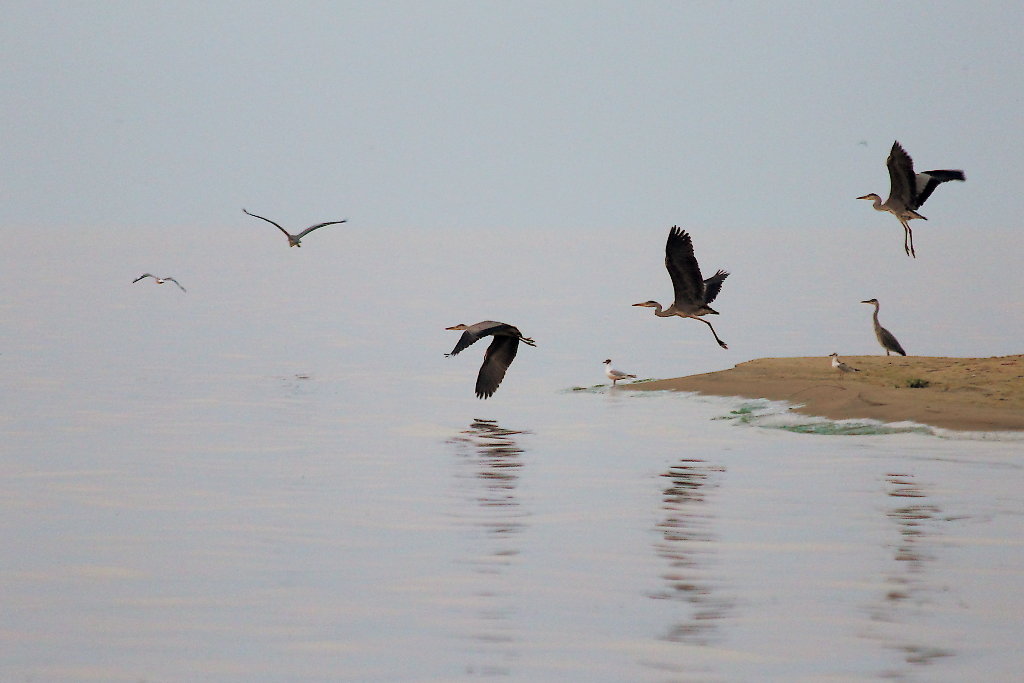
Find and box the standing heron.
[829,352,860,379]
[857,141,965,258]
[132,273,186,292]
[603,359,636,386]
[445,321,536,399]
[243,208,347,247]
[633,226,730,349]
[860,298,907,356]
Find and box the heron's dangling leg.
[696,316,728,350]
[901,219,916,258]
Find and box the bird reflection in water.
[869,472,953,672]
[650,458,732,645]
[446,418,531,676]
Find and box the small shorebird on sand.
[603,359,636,386]
[829,352,860,379]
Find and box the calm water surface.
[2,226,1022,681]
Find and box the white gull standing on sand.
[829,352,860,379]
[603,359,637,386]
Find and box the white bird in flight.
[243,208,347,247]
[603,359,636,386]
[132,273,186,292]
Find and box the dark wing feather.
[296,220,348,239]
[243,208,292,239]
[912,170,965,209]
[879,326,907,356]
[475,335,519,399]
[702,270,729,305]
[664,226,704,306]
[886,141,917,208]
[448,329,483,356]
[164,277,187,292]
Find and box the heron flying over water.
[243,208,347,247]
[445,321,536,399]
[857,141,965,258]
[860,298,907,356]
[603,359,636,386]
[633,226,730,349]
[132,273,186,292]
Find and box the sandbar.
[629,355,1024,432]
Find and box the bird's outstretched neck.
[640,301,672,317]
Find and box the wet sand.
[630,355,1024,431]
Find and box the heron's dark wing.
[664,226,704,306]
[448,321,511,356]
[164,277,187,292]
[243,209,292,239]
[475,335,519,399]
[912,170,965,209]
[702,270,729,305]
[132,273,154,283]
[447,330,482,356]
[885,141,917,209]
[879,326,907,356]
[296,220,348,239]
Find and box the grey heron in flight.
[242,208,347,247]
[857,141,965,258]
[445,321,536,399]
[829,352,860,379]
[860,298,907,356]
[132,273,186,292]
[603,359,636,386]
[633,226,730,349]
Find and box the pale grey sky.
[2,1,1021,232]
[3,1,1023,370]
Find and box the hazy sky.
[3,1,1023,371]
[3,1,1022,232]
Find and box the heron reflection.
[866,473,952,673]
[650,458,732,645]
[446,418,532,675]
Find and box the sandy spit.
[628,355,1024,432]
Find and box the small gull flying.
[132,273,186,292]
[243,208,347,248]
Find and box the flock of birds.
[132,141,963,399]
